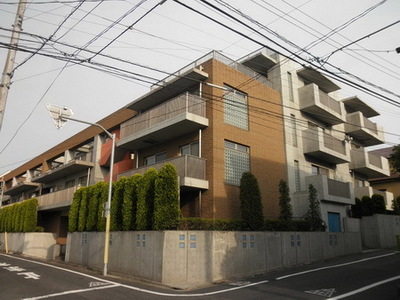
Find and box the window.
[65,179,75,189]
[290,114,298,147]
[311,165,329,176]
[180,141,199,157]
[294,160,300,192]
[224,86,248,130]
[224,140,250,186]
[78,176,88,187]
[287,72,294,102]
[145,152,167,166]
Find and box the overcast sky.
[0,0,399,176]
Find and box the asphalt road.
[0,250,399,300]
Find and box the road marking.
[22,285,120,300]
[276,252,396,280]
[326,275,400,300]
[306,288,336,297]
[1,254,269,298]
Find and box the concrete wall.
[66,230,362,288]
[0,232,59,260]
[360,214,400,249]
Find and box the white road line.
[21,285,120,300]
[276,252,396,280]
[0,254,269,297]
[326,275,400,300]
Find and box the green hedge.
[136,168,158,230]
[0,198,38,232]
[122,174,142,231]
[153,164,180,230]
[178,218,315,231]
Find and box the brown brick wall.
[200,59,286,220]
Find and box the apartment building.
[0,49,391,237]
[0,51,287,237]
[240,48,391,231]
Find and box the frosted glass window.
[225,140,250,186]
[224,86,248,130]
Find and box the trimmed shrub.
[136,168,158,230]
[371,194,386,214]
[86,183,103,231]
[351,198,363,218]
[23,198,38,232]
[78,187,90,232]
[122,174,142,231]
[361,196,374,216]
[69,188,83,232]
[153,164,180,230]
[279,180,293,221]
[178,218,245,231]
[111,178,128,231]
[392,196,400,215]
[239,172,264,230]
[96,182,109,232]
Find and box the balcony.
[354,186,393,210]
[306,175,354,205]
[4,181,40,196]
[32,159,94,184]
[37,186,77,209]
[345,112,384,146]
[117,155,208,190]
[303,127,350,164]
[118,93,208,151]
[298,84,345,125]
[350,149,390,178]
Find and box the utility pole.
[0,0,27,132]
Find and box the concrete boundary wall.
[360,214,400,249]
[0,232,59,260]
[66,231,361,288]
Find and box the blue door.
[328,212,341,232]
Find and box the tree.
[78,187,90,232]
[278,180,293,221]
[86,183,102,231]
[154,164,180,230]
[389,145,400,173]
[304,184,324,231]
[239,172,264,231]
[136,168,158,230]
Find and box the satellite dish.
[46,104,73,129]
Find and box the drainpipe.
[86,168,91,187]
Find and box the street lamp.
[46,104,115,276]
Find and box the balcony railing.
[306,175,354,205]
[345,112,384,146]
[119,93,208,151]
[32,160,94,183]
[298,84,345,125]
[350,149,390,178]
[117,155,208,190]
[303,127,350,164]
[37,186,77,208]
